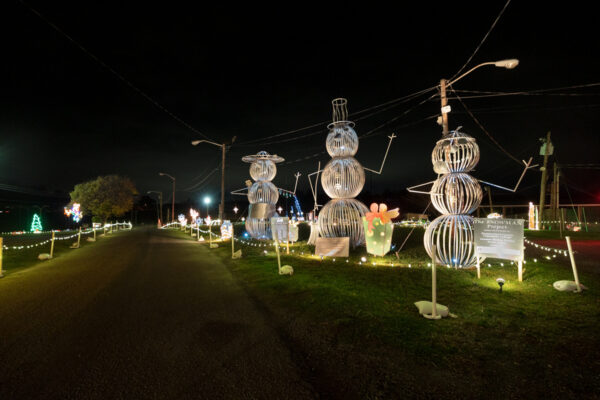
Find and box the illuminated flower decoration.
[64,203,83,223]
[178,214,187,227]
[362,203,399,256]
[220,220,233,240]
[364,203,399,234]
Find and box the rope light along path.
[1,222,132,251]
[172,224,564,270]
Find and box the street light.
[440,59,519,134]
[191,136,236,221]
[159,173,175,223]
[204,196,211,218]
[147,191,163,223]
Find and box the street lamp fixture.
[159,173,176,223]
[191,136,236,221]
[147,190,163,223]
[204,196,211,218]
[440,58,519,134]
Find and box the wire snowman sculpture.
[308,98,396,247]
[407,127,535,267]
[232,151,300,239]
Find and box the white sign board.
[314,237,349,258]
[474,218,524,260]
[270,217,289,241]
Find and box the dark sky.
[2,1,599,210]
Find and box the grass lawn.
[1,228,122,277]
[174,225,600,398]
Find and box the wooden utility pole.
[219,142,226,221]
[538,131,552,229]
[486,186,493,214]
[440,79,449,135]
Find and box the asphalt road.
[0,228,316,399]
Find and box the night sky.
[2,2,599,217]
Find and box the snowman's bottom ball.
[318,198,369,247]
[245,218,272,240]
[424,214,478,268]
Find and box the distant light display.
[64,203,83,223]
[221,220,233,240]
[30,213,43,232]
[178,214,187,227]
[190,208,199,224]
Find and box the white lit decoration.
[409,129,534,268]
[318,98,369,247]
[64,203,83,223]
[239,151,284,239]
[426,131,481,267]
[190,208,199,224]
[309,98,396,248]
[220,220,233,240]
[178,214,187,227]
[528,201,538,230]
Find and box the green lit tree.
[30,214,43,232]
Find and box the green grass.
[170,226,600,396]
[1,228,122,276]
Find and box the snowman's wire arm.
[363,133,396,174]
[406,177,440,195]
[307,162,323,213]
[279,172,302,196]
[231,187,249,196]
[479,157,537,193]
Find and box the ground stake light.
[496,277,505,292]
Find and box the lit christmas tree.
[30,213,43,232]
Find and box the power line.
[18,0,214,141]
[454,82,600,95]
[235,86,438,146]
[450,0,512,81]
[451,88,523,166]
[360,93,438,138]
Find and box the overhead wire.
[450,87,523,166]
[449,0,512,81]
[235,85,438,146]
[18,0,214,141]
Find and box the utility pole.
[220,142,226,221]
[159,173,176,223]
[192,136,236,222]
[440,79,450,135]
[538,131,552,229]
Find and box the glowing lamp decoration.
[64,203,83,223]
[30,213,43,233]
[487,212,502,219]
[220,220,233,240]
[362,203,399,256]
[318,98,369,247]
[178,214,187,227]
[528,202,539,230]
[242,151,284,239]
[190,208,199,224]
